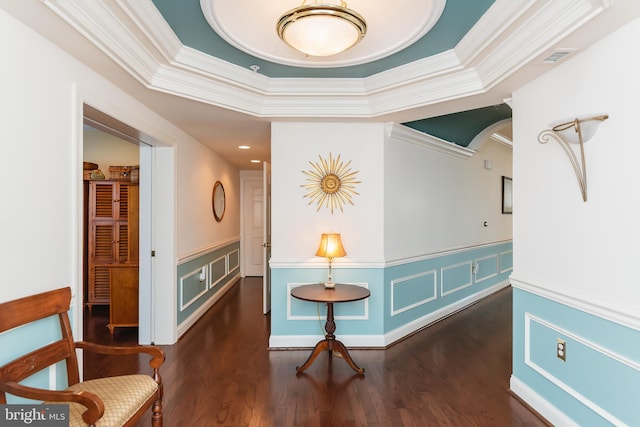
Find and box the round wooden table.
[290,283,370,375]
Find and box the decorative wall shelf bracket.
[537,114,608,202]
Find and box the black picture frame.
[502,176,513,214]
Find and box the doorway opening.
[82,104,152,345]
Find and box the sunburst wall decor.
[301,153,361,214]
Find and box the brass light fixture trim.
[301,153,360,214]
[277,1,367,57]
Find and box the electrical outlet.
[556,338,567,361]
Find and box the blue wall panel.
[391,270,437,316]
[176,241,240,325]
[441,262,472,296]
[271,241,512,344]
[513,288,640,426]
[271,268,383,337]
[384,241,512,333]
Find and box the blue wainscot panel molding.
[269,268,384,349]
[176,241,240,336]
[269,241,512,348]
[384,241,512,343]
[511,287,640,426]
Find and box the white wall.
[384,127,513,260]
[0,9,240,344]
[83,128,140,173]
[176,136,240,259]
[1,9,79,302]
[271,122,385,265]
[512,16,640,318]
[271,121,513,267]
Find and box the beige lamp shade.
[316,233,346,288]
[315,233,346,259]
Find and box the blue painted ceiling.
[5,0,634,168]
[151,0,510,145]
[404,104,512,147]
[152,0,495,78]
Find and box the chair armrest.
[75,341,165,369]
[0,381,104,425]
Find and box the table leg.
[295,339,329,373]
[295,302,365,375]
[330,339,365,375]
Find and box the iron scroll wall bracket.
[537,114,608,202]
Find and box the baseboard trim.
[510,375,578,427]
[384,280,510,346]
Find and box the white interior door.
[262,162,271,314]
[242,177,265,277]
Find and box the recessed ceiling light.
[250,160,261,163]
[238,145,251,150]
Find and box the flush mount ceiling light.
[202,0,442,67]
[277,0,367,57]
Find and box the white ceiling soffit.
[43,0,612,119]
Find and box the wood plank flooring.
[83,278,549,426]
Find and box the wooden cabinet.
[87,181,139,308]
[108,265,139,333]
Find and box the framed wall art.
[502,176,512,214]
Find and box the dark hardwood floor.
[83,279,548,426]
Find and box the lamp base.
[323,281,336,289]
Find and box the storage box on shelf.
[109,165,139,182]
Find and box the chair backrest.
[0,287,80,403]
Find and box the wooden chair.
[0,287,164,426]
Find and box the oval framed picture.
[212,180,225,222]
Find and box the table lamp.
[315,233,346,288]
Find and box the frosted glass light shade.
[277,4,367,57]
[552,114,608,144]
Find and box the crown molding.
[385,123,476,159]
[42,0,613,118]
[474,0,613,89]
[467,118,513,151]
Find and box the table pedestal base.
[295,338,365,375]
[296,302,365,375]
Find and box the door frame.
[262,162,271,314]
[239,170,264,278]
[75,85,177,345]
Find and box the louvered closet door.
[92,181,115,219]
[117,183,128,220]
[89,221,114,304]
[87,182,113,305]
[87,181,137,307]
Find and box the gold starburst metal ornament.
[301,153,361,214]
